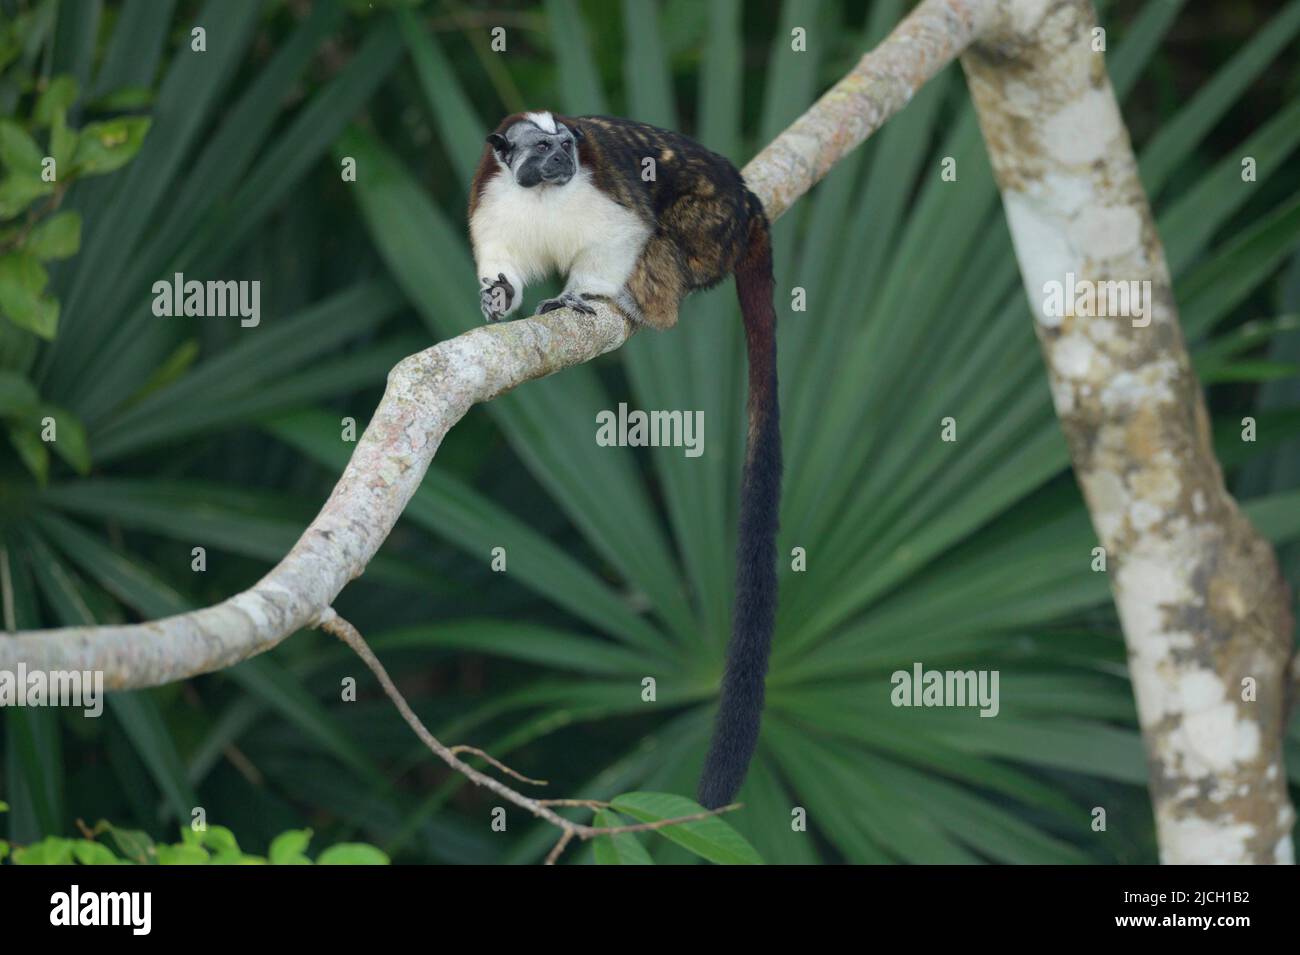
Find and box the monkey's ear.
[486,132,509,156]
[568,124,585,142]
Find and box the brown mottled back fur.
[471,113,762,329]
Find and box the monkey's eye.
[537,142,550,152]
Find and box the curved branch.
[0,0,988,687]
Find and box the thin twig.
[578,806,741,836]
[318,609,741,864]
[544,829,574,866]
[449,744,548,786]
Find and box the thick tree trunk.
[962,0,1295,863]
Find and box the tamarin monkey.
[469,112,780,808]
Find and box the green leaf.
[373,621,662,677]
[13,836,75,864]
[227,656,389,787]
[592,810,655,865]
[155,843,209,865]
[0,800,9,812]
[3,667,65,841]
[99,823,154,864]
[106,693,198,822]
[609,792,763,865]
[89,85,154,111]
[184,15,402,268]
[396,5,483,187]
[196,825,241,863]
[1107,0,1188,99]
[32,509,188,616]
[546,0,609,115]
[71,116,151,176]
[1195,314,1300,370]
[25,210,81,260]
[1181,192,1300,339]
[25,520,198,827]
[1201,360,1300,384]
[92,280,402,452]
[119,338,200,405]
[33,75,78,126]
[72,840,121,865]
[40,0,337,405]
[49,111,76,174]
[1140,0,1300,197]
[0,252,58,339]
[0,119,44,174]
[269,829,314,865]
[0,172,54,217]
[39,0,263,397]
[0,370,38,414]
[7,425,48,484]
[0,841,8,862]
[92,0,176,103]
[316,843,390,865]
[0,24,19,74]
[35,404,90,473]
[1246,489,1300,545]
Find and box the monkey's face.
[488,116,581,189]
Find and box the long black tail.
[697,203,781,810]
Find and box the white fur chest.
[471,168,650,285]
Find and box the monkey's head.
[487,112,582,188]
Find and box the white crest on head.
[524,111,558,134]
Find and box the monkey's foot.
[534,291,596,316]
[480,273,516,322]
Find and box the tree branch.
[0,0,983,685]
[319,609,738,864]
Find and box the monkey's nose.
[543,157,573,179]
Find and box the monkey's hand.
[480,273,516,322]
[534,290,596,316]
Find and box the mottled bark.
[962,0,1294,863]
[2,308,633,687]
[745,0,993,219]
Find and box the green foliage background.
[1,0,1299,864]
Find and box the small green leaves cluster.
[0,10,152,485]
[0,72,150,339]
[0,804,388,865]
[592,792,763,865]
[0,371,89,483]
